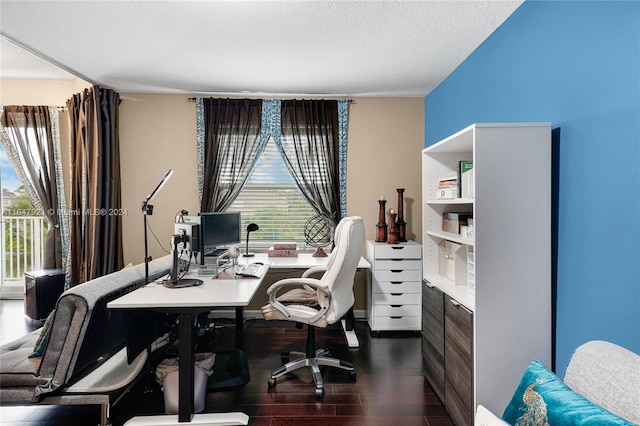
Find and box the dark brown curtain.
[66,86,123,285]
[0,106,63,269]
[201,98,263,212]
[278,99,341,222]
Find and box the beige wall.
[119,94,200,265]
[117,95,424,312]
[0,78,89,106]
[118,95,424,265]
[346,98,424,243]
[120,94,424,263]
[1,80,424,312]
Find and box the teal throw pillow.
[29,310,55,358]
[502,360,634,425]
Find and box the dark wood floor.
[0,300,453,426]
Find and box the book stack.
[268,242,298,257]
[435,173,458,199]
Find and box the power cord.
[146,218,171,255]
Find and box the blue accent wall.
[425,0,640,378]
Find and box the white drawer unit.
[365,240,423,331]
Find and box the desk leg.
[123,312,249,426]
[235,307,243,330]
[178,313,195,422]
[341,307,359,348]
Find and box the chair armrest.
[266,277,323,295]
[301,266,327,278]
[267,278,332,324]
[300,266,327,291]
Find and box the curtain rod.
[2,106,66,109]
[187,97,354,103]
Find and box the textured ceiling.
[0,0,523,97]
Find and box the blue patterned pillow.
[29,310,55,358]
[502,360,634,425]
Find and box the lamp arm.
[140,169,172,284]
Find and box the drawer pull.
[390,305,403,308]
[448,299,472,314]
[390,270,404,273]
[391,316,404,319]
[390,293,403,296]
[391,246,404,250]
[390,281,403,285]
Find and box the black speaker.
[24,269,65,320]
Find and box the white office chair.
[261,216,365,397]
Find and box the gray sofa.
[476,340,640,425]
[0,255,172,426]
[563,340,640,424]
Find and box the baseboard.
[207,309,367,321]
[0,290,24,300]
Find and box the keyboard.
[235,263,266,278]
[204,248,228,257]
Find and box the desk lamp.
[142,169,173,284]
[243,223,259,257]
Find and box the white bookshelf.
[421,123,552,420]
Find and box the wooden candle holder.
[376,199,388,243]
[396,188,406,242]
[387,211,399,244]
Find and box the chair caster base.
[267,377,276,388]
[315,387,324,398]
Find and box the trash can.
[24,269,65,320]
[156,353,215,414]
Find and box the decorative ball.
[304,215,335,249]
[228,245,241,259]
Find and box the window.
[0,143,48,296]
[198,98,347,247]
[229,139,316,244]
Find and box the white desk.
[108,253,370,425]
[108,277,262,310]
[252,253,370,270]
[108,272,264,426]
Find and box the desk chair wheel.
[315,387,324,398]
[349,370,357,381]
[267,377,277,388]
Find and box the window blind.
[229,140,315,245]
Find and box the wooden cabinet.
[444,295,474,426]
[421,123,552,418]
[422,280,445,401]
[423,280,474,426]
[365,240,422,331]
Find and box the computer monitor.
[199,211,241,259]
